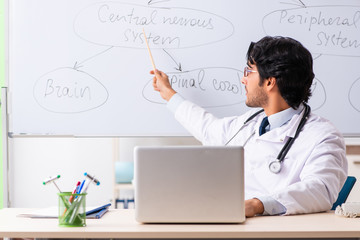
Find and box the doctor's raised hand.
[150,69,176,102]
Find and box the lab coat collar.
[268,105,303,131]
[258,104,306,142]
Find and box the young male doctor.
[150,36,348,217]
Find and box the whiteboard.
[8,0,360,136]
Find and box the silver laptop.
[134,145,245,223]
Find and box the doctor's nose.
[241,76,247,85]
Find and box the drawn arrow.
[148,0,170,5]
[73,61,84,70]
[280,0,306,8]
[163,49,182,71]
[313,54,322,61]
[297,0,306,8]
[73,46,114,70]
[312,81,318,92]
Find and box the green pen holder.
[58,192,87,227]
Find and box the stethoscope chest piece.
[269,160,282,174]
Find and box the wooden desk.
[0,208,359,239]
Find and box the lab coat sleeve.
[171,98,251,145]
[256,196,287,215]
[272,125,348,215]
[167,93,186,114]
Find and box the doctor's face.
[241,64,268,108]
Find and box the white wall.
[9,137,114,208]
[118,137,201,162]
[347,155,360,202]
[9,136,200,208]
[345,146,360,202]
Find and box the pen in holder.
[58,192,87,227]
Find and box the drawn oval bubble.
[74,2,234,49]
[308,78,326,111]
[142,67,245,108]
[262,6,360,57]
[33,67,109,113]
[349,77,360,112]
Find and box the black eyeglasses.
[244,66,257,77]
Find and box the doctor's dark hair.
[246,36,314,109]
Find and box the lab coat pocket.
[252,155,285,192]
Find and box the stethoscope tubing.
[225,104,311,174]
[224,109,264,146]
[276,104,310,163]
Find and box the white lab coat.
[174,100,348,215]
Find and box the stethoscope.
[225,103,311,174]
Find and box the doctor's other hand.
[245,198,265,217]
[150,69,177,102]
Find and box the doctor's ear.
[266,77,276,87]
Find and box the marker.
[77,179,86,194]
[43,175,62,192]
[84,172,100,185]
[142,28,156,72]
[81,178,94,194]
[68,181,81,203]
[95,208,108,219]
[61,181,81,217]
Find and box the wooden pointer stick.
[142,28,156,72]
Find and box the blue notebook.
[86,203,111,219]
